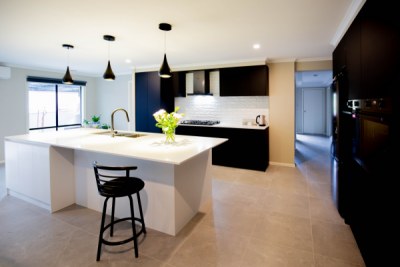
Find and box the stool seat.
[93,162,146,261]
[99,177,144,198]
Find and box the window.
[27,77,86,131]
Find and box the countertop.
[179,123,268,130]
[5,128,227,165]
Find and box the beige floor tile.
[168,224,248,267]
[233,169,271,188]
[201,199,263,236]
[308,181,332,200]
[306,167,331,184]
[139,219,200,262]
[240,238,315,267]
[262,191,310,219]
[309,197,345,225]
[315,254,365,267]
[212,181,269,210]
[251,212,314,252]
[269,175,309,196]
[52,203,103,235]
[312,221,365,266]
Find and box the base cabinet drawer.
[176,126,269,171]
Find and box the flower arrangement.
[153,107,184,143]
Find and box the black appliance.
[347,98,392,170]
[330,71,352,218]
[344,97,395,266]
[180,120,220,126]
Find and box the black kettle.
[256,115,266,126]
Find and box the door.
[303,88,325,134]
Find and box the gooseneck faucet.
[111,108,130,137]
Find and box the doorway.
[303,88,325,135]
[295,70,333,137]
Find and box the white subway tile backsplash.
[175,96,269,126]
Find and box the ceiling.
[295,70,333,88]
[0,0,365,82]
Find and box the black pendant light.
[159,23,172,78]
[62,44,74,84]
[103,35,116,81]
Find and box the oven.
[347,98,392,172]
[345,98,396,264]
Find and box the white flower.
[153,107,184,132]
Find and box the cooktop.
[180,120,220,125]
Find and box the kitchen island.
[4,128,227,236]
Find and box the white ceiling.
[296,70,333,88]
[0,0,365,82]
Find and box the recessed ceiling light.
[125,59,132,64]
[253,43,260,49]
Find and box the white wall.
[94,74,134,131]
[0,67,96,162]
[175,96,269,126]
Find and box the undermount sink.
[93,131,146,138]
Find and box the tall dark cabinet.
[332,1,399,266]
[333,0,400,99]
[135,72,174,133]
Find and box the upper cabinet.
[333,0,400,99]
[171,65,269,97]
[219,65,269,96]
[171,71,186,97]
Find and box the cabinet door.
[220,65,268,96]
[160,75,175,112]
[332,38,346,78]
[345,16,362,99]
[176,126,269,171]
[147,72,162,133]
[360,4,400,99]
[135,73,148,132]
[135,72,169,133]
[171,71,186,97]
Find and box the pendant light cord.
[108,42,110,61]
[67,47,70,66]
[164,31,167,54]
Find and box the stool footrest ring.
[100,217,145,246]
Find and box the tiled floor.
[0,134,365,266]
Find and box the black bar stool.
[93,161,146,260]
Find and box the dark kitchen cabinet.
[333,14,362,99]
[171,71,186,97]
[359,2,400,99]
[220,65,268,96]
[345,16,362,99]
[332,1,399,265]
[135,72,174,133]
[332,0,400,99]
[176,126,269,171]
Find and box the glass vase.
[163,127,176,144]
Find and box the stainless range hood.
[187,70,212,95]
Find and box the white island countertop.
[5,128,228,165]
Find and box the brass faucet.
[111,108,130,137]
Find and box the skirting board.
[269,161,296,168]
